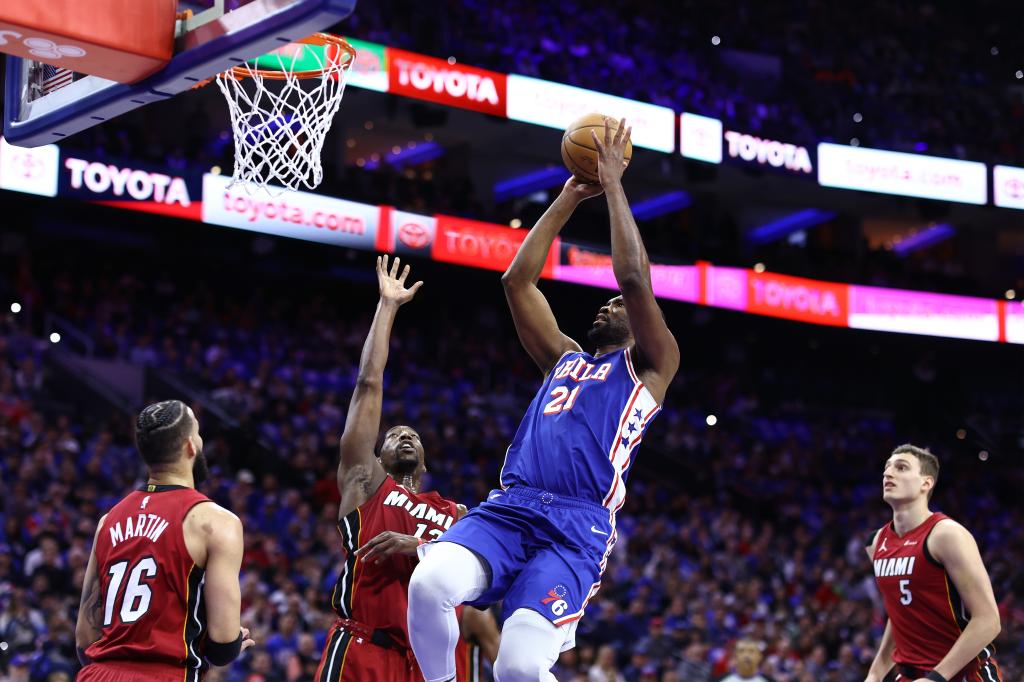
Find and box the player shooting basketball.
[407,118,680,682]
[315,256,498,682]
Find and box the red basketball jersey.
[85,485,212,680]
[331,477,460,649]
[873,512,997,680]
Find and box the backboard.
[3,0,357,147]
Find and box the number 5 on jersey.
[544,386,581,415]
[899,579,912,605]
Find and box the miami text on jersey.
[382,489,455,530]
[874,556,917,577]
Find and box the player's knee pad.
[493,609,562,682]
[409,541,488,609]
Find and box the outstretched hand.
[590,117,632,188]
[376,255,423,306]
[563,175,604,201]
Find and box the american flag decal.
[39,64,74,95]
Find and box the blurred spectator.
[635,617,675,666]
[677,640,712,682]
[718,638,773,682]
[588,644,627,682]
[7,654,32,682]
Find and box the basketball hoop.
[214,33,355,193]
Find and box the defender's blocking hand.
[376,255,423,306]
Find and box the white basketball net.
[215,41,353,193]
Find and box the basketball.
[560,113,633,183]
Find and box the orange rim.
[228,33,356,81]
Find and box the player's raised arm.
[338,256,423,518]
[501,179,599,373]
[593,118,680,404]
[74,514,107,665]
[925,520,1001,681]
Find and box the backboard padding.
[4,0,357,147]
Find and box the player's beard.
[192,449,210,486]
[388,456,420,478]
[587,318,629,347]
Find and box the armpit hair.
[343,463,375,497]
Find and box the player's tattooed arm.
[80,574,102,630]
[75,515,107,664]
[338,256,423,518]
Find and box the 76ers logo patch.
[540,584,568,616]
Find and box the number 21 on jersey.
[544,386,581,415]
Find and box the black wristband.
[205,631,244,666]
[924,672,947,682]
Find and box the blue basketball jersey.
[500,347,661,511]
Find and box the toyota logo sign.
[398,222,431,249]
